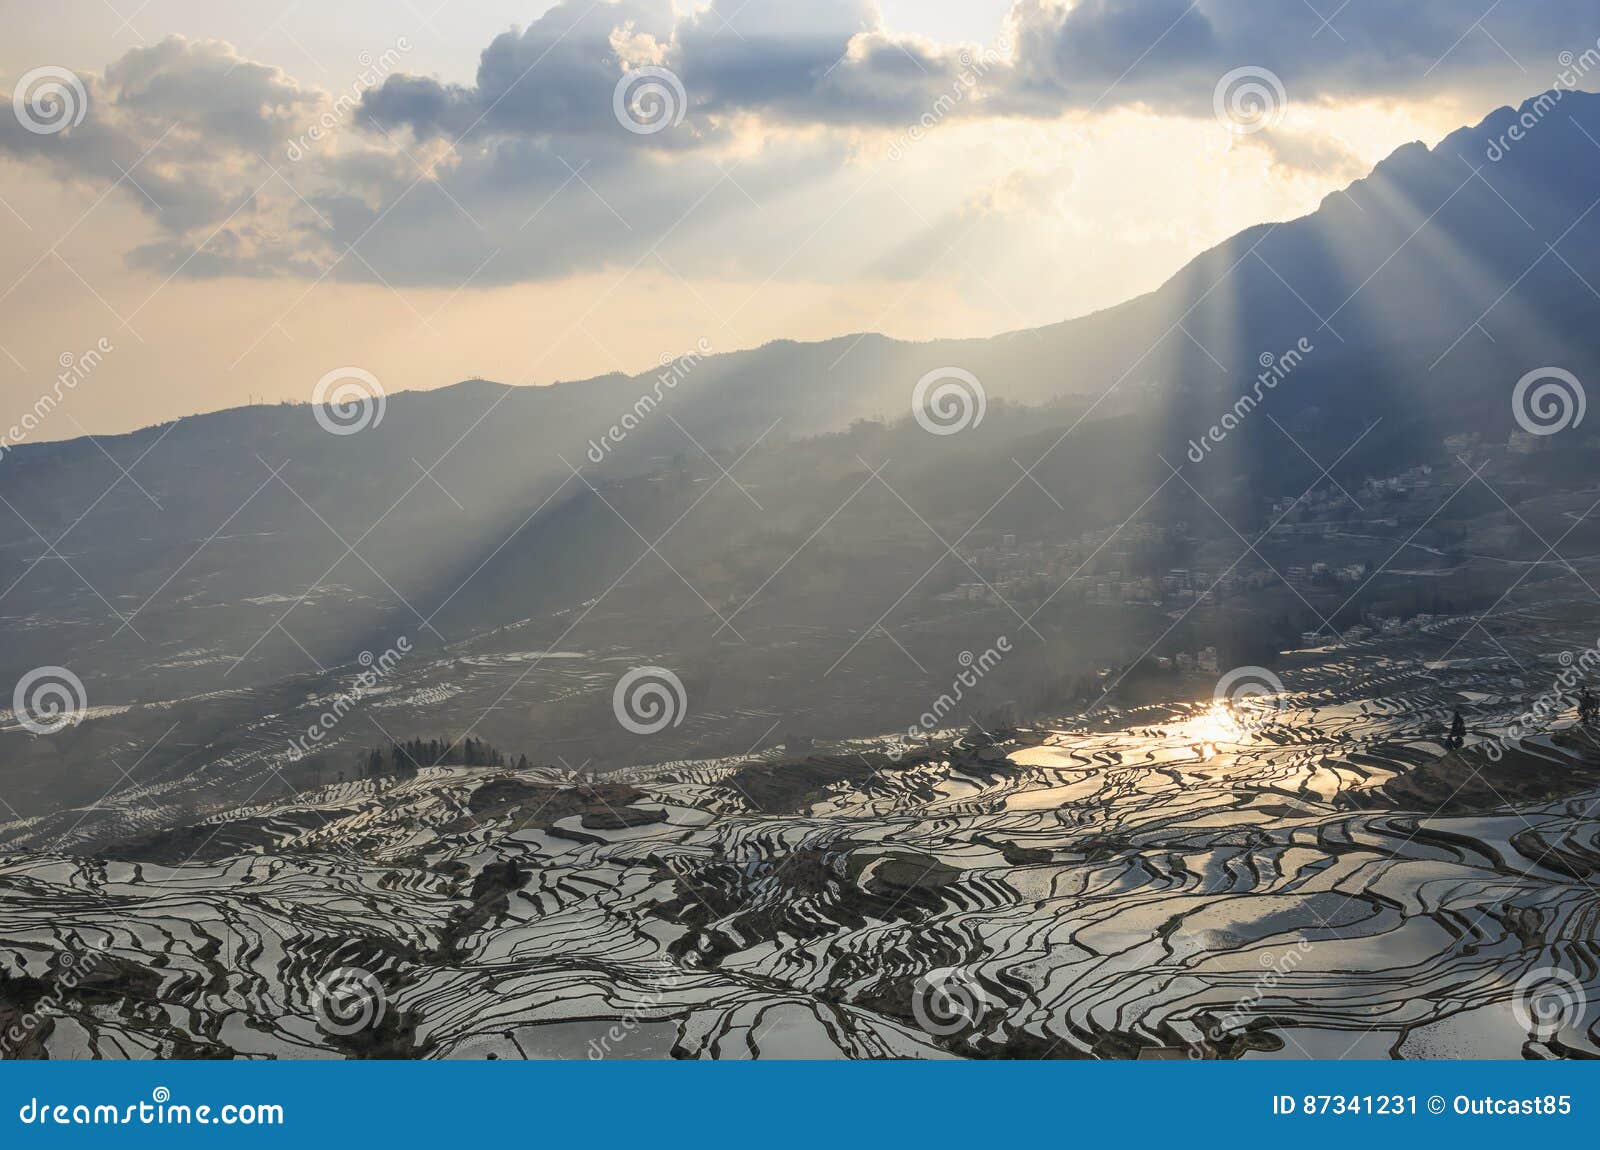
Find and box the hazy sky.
[1,1,1594,440]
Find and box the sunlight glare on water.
[1184,702,1247,756]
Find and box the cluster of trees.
[356,737,529,779]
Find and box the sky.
[1,0,1596,441]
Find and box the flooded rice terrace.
[2,596,1598,1059]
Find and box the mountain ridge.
[3,85,1600,841]
[15,87,1594,458]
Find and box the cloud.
[1243,127,1367,180]
[102,37,318,154]
[1,36,402,277]
[359,0,976,142]
[3,1,1593,287]
[669,0,975,124]
[358,0,1598,138]
[363,0,689,144]
[1,39,327,232]
[1000,0,1598,115]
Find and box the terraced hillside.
[2,600,1599,1060]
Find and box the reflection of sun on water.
[1185,702,1247,757]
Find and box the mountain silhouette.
[2,87,1597,719]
